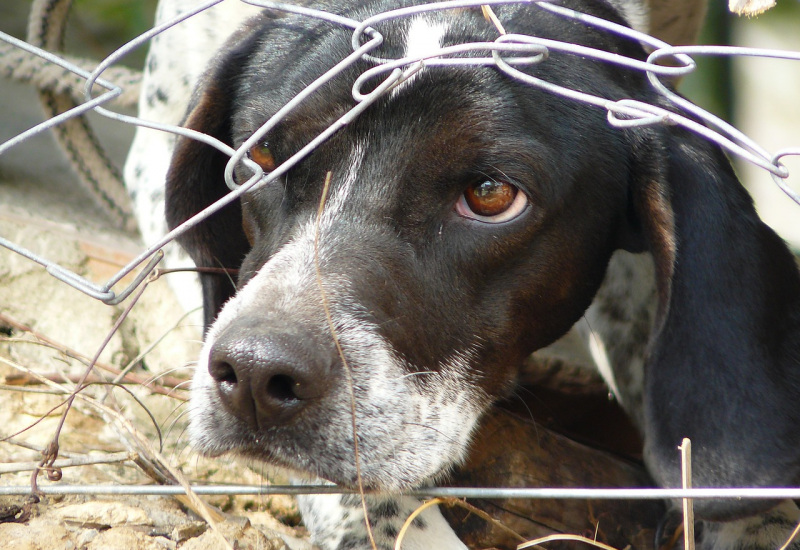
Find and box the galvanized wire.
[1,0,799,305]
[4,484,800,500]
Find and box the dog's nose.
[207,327,332,427]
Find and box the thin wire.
[1,485,800,499]
[1,0,798,303]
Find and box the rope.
[4,0,141,233]
[0,42,141,108]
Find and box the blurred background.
[681,0,800,249]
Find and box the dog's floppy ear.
[165,22,265,329]
[630,126,800,520]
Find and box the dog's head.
[166,0,800,519]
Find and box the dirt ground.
[0,38,315,547]
[0,154,315,550]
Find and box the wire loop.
[0,0,798,304]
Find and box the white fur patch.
[585,328,621,400]
[124,0,261,320]
[297,493,468,550]
[698,500,800,550]
[325,142,364,219]
[405,17,448,60]
[605,0,649,34]
[392,17,449,95]
[581,251,656,424]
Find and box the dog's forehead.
[231,0,642,141]
[234,3,582,116]
[230,0,642,225]
[234,10,486,123]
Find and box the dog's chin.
[190,429,459,492]
[252,448,453,492]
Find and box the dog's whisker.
[162,399,190,425]
[162,406,191,443]
[510,388,537,421]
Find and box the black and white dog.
[129,0,800,548]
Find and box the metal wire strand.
[0,0,797,315]
[1,0,800,511]
[3,484,800,500]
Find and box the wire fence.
[1,0,800,536]
[5,484,800,501]
[1,0,799,307]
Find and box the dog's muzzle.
[189,225,485,490]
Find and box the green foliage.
[65,0,158,67]
[76,0,158,37]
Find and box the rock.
[179,519,288,550]
[171,521,208,543]
[76,529,100,547]
[53,501,152,529]
[85,526,166,550]
[153,536,178,550]
[0,518,73,550]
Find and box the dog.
[151,0,800,548]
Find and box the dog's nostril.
[208,327,334,427]
[266,374,300,402]
[209,360,238,386]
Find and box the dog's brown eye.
[456,179,528,223]
[247,142,276,172]
[465,180,516,216]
